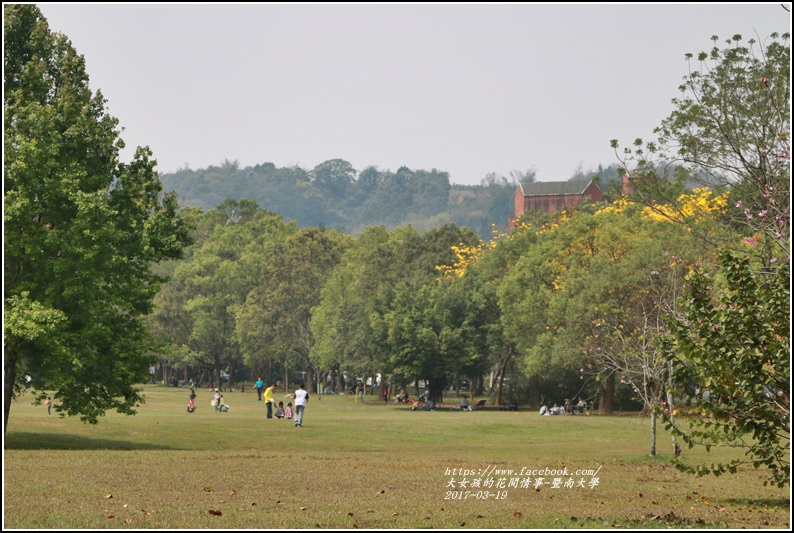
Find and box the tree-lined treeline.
[160,161,623,239]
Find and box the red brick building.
[509,179,604,227]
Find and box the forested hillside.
[159,159,623,239]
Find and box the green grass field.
[3,385,789,529]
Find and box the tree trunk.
[650,409,657,456]
[599,372,616,414]
[530,385,541,411]
[4,351,18,437]
[428,376,445,404]
[474,374,484,396]
[667,363,681,457]
[305,366,315,396]
[496,344,514,406]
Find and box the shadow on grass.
[722,497,790,509]
[4,432,178,451]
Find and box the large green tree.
[155,200,295,389]
[498,210,618,411]
[236,227,352,393]
[3,5,191,433]
[368,224,481,403]
[310,226,397,392]
[311,224,481,401]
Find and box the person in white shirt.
[294,383,309,428]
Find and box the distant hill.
[159,159,625,240]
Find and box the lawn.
[3,385,789,529]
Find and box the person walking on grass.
[187,387,197,413]
[294,383,309,428]
[264,383,276,418]
[255,377,265,401]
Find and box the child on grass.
[285,402,293,420]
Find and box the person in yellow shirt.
[264,384,276,418]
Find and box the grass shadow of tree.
[4,432,178,451]
[722,498,790,509]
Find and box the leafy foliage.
[611,31,790,483]
[664,250,790,487]
[236,227,353,391]
[4,5,191,431]
[150,201,296,388]
[613,33,790,266]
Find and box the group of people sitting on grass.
[539,398,587,416]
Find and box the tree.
[498,210,619,411]
[4,5,191,433]
[161,201,295,390]
[237,227,352,393]
[368,225,482,403]
[581,202,699,455]
[614,32,791,484]
[310,159,356,202]
[664,250,789,487]
[437,229,516,405]
[311,224,480,401]
[311,226,395,392]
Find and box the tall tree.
[614,32,790,484]
[310,226,399,391]
[580,201,699,455]
[237,227,352,393]
[164,201,295,390]
[369,224,482,403]
[311,159,356,198]
[3,5,191,433]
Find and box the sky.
[36,3,790,186]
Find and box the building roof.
[519,179,599,197]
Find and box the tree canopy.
[3,4,192,433]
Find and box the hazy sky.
[36,3,790,185]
